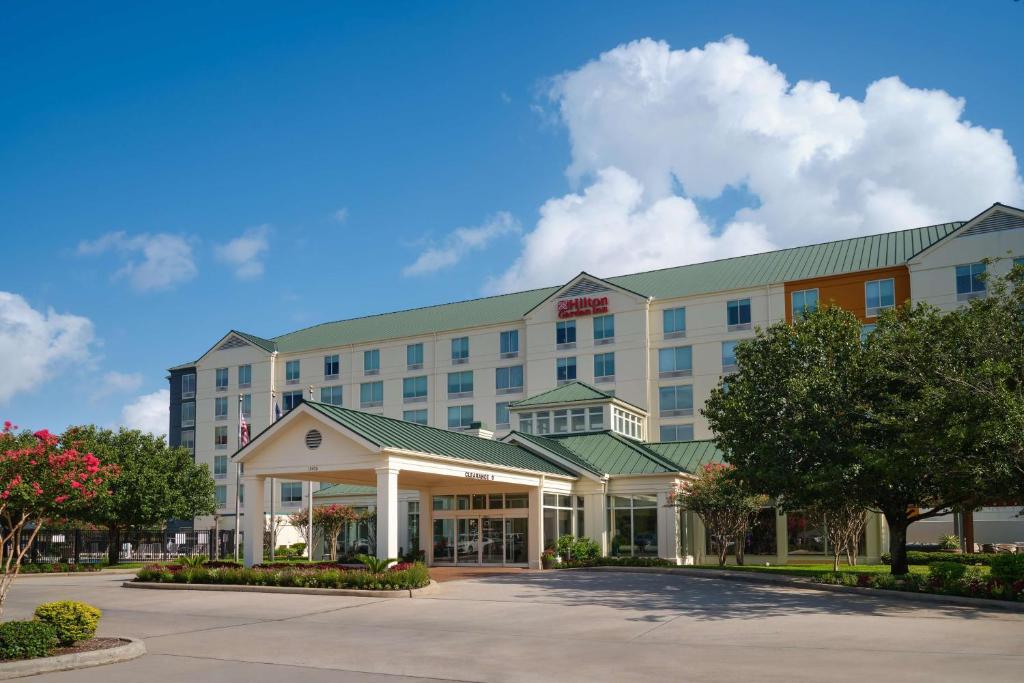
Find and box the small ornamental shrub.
[0,620,57,660]
[989,554,1024,587]
[559,556,675,569]
[938,534,961,551]
[19,563,99,574]
[881,551,998,566]
[928,561,967,586]
[33,601,101,646]
[134,562,430,590]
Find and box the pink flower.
[54,495,68,504]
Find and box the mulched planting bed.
[47,638,127,657]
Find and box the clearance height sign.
[557,296,609,319]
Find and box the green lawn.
[690,563,936,578]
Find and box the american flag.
[239,407,250,447]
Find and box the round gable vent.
[305,429,322,450]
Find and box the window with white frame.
[285,360,300,384]
[403,376,428,402]
[447,405,474,429]
[659,424,694,442]
[181,401,195,428]
[447,370,473,398]
[543,493,583,549]
[500,330,519,358]
[727,299,752,331]
[611,406,644,440]
[556,356,577,383]
[215,367,229,391]
[658,346,692,377]
[517,406,603,434]
[593,314,614,344]
[214,396,228,420]
[496,402,510,428]
[181,373,196,398]
[865,279,895,317]
[722,341,739,371]
[238,364,251,388]
[403,409,428,425]
[607,495,659,557]
[791,289,819,317]
[594,352,615,381]
[659,385,693,417]
[215,485,227,509]
[241,393,252,418]
[451,337,469,364]
[955,262,986,300]
[324,354,340,378]
[663,307,686,338]
[320,385,342,406]
[364,349,380,374]
[281,481,303,505]
[407,343,424,369]
[214,426,228,449]
[282,390,303,411]
[180,429,195,453]
[496,365,524,394]
[556,320,576,347]
[214,454,228,479]
[360,381,383,407]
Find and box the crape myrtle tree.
[317,504,359,561]
[61,426,216,565]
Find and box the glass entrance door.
[505,517,528,564]
[456,518,479,564]
[481,517,504,564]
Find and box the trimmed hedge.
[34,601,102,646]
[814,563,1024,602]
[135,561,430,590]
[0,621,57,660]
[881,551,999,566]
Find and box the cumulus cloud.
[214,225,271,279]
[332,208,349,223]
[0,292,95,403]
[491,37,1024,292]
[78,231,197,291]
[92,371,143,401]
[121,389,169,439]
[404,212,521,276]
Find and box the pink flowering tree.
[0,422,116,615]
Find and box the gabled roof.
[521,271,650,316]
[512,430,684,476]
[508,381,617,409]
[505,431,607,477]
[646,440,725,474]
[313,483,376,498]
[234,331,278,353]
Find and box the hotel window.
[181,373,196,399]
[364,349,380,375]
[403,409,428,425]
[360,381,383,408]
[556,357,577,383]
[955,262,987,300]
[865,278,895,317]
[214,396,228,420]
[791,289,819,317]
[543,493,578,550]
[556,320,576,348]
[215,367,229,391]
[214,454,228,479]
[407,343,424,369]
[238,364,252,388]
[447,370,473,398]
[663,307,686,338]
[534,411,552,435]
[659,385,693,417]
[403,375,428,402]
[589,406,605,430]
[215,485,227,509]
[181,401,195,428]
[593,314,615,344]
[238,484,244,506]
[324,354,340,379]
[658,346,692,378]
[214,426,228,449]
[320,385,342,406]
[496,402,510,428]
[594,352,615,382]
[722,340,738,371]
[285,360,300,384]
[500,330,519,358]
[447,405,474,430]
[281,481,303,506]
[180,429,195,453]
[659,424,694,442]
[607,495,659,557]
[408,501,420,553]
[451,337,469,364]
[495,365,524,394]
[518,412,534,433]
[282,390,303,412]
[727,299,752,331]
[241,393,252,418]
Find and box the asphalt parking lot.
[4,569,1022,682]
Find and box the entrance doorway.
[433,515,528,565]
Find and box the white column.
[375,465,400,561]
[583,492,606,555]
[528,483,543,569]
[243,476,265,568]
[657,491,682,565]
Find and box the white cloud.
[120,389,169,439]
[78,231,197,291]
[214,225,271,280]
[92,371,143,401]
[332,208,349,223]
[491,37,1024,291]
[403,212,521,277]
[0,292,95,403]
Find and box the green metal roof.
[509,381,615,408]
[234,330,278,353]
[513,431,679,476]
[313,483,376,498]
[646,441,725,474]
[303,401,575,477]
[506,431,607,476]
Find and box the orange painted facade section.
[784,265,911,323]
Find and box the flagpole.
[307,385,314,561]
[269,392,278,563]
[234,393,243,562]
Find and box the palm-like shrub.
[355,554,397,573]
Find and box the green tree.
[61,426,216,565]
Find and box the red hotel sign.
[557,296,609,319]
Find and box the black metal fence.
[17,529,243,565]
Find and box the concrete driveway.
[3,570,1022,682]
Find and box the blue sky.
[2,1,1023,435]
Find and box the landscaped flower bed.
[18,563,100,574]
[134,561,430,590]
[557,556,677,569]
[0,600,112,662]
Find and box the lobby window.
[283,390,303,412]
[663,307,686,338]
[659,385,693,417]
[447,370,474,398]
[241,393,252,419]
[447,405,474,430]
[181,373,196,399]
[518,412,534,434]
[955,262,987,301]
[407,343,424,369]
[659,424,694,442]
[594,352,615,382]
[214,454,228,479]
[556,357,577,383]
[403,409,428,425]
[360,381,384,408]
[214,426,228,449]
[791,289,819,317]
[658,346,692,378]
[543,493,578,550]
[451,337,469,364]
[496,402,510,429]
[727,299,752,331]
[320,385,342,406]
[215,485,227,509]
[364,349,380,375]
[324,354,340,379]
[214,396,228,421]
[407,501,420,554]
[865,278,895,317]
[707,507,777,557]
[403,375,428,402]
[215,367,229,391]
[238,364,252,388]
[786,510,867,556]
[593,314,615,344]
[607,495,659,557]
[500,330,519,358]
[285,360,300,384]
[281,481,303,506]
[496,365,524,394]
[181,401,195,428]
[533,411,552,435]
[556,320,576,348]
[722,341,738,371]
[180,429,195,453]
[589,406,604,430]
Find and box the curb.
[571,566,1024,613]
[122,579,439,598]
[0,637,145,680]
